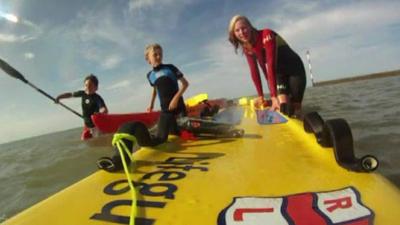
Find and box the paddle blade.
[0,58,28,83]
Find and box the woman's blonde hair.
[228,15,257,53]
[144,43,163,61]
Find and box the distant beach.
[314,69,400,86]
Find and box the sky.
[0,0,399,144]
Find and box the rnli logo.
[85,99,91,104]
[277,84,287,90]
[263,34,273,44]
[218,187,374,225]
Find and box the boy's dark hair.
[84,74,98,87]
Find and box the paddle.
[0,58,83,118]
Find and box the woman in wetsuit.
[228,15,306,112]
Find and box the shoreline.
[314,69,400,86]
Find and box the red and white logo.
[218,187,374,225]
[263,34,273,44]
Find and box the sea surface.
[0,76,399,222]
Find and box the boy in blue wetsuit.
[97,43,189,171]
[56,74,108,140]
[146,43,189,118]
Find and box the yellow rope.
[112,133,138,225]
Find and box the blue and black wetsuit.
[98,64,187,171]
[147,64,187,115]
[146,63,187,138]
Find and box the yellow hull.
[4,105,400,225]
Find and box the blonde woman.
[229,15,306,113]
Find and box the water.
[0,129,113,222]
[0,76,399,222]
[302,75,400,186]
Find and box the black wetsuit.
[72,91,106,128]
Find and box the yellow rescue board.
[4,105,400,225]
[185,93,208,107]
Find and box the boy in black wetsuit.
[56,74,108,140]
[97,43,189,171]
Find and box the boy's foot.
[96,157,116,172]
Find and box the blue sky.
[0,0,399,144]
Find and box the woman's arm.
[245,54,264,97]
[262,29,278,99]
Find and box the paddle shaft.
[26,81,83,118]
[0,58,83,118]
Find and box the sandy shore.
[314,69,400,86]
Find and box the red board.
[91,98,228,134]
[91,111,161,134]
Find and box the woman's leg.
[287,64,306,111]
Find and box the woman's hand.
[270,97,280,111]
[254,96,266,108]
[270,94,289,111]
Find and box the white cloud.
[128,0,190,12]
[180,37,257,99]
[180,58,215,70]
[253,1,400,80]
[1,13,18,23]
[106,79,131,90]
[0,33,34,43]
[78,16,138,50]
[277,1,400,43]
[0,33,18,42]
[105,82,152,113]
[24,52,35,59]
[75,7,147,50]
[126,0,195,33]
[102,55,123,69]
[128,0,157,11]
[68,8,148,70]
[21,19,43,35]
[0,16,41,44]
